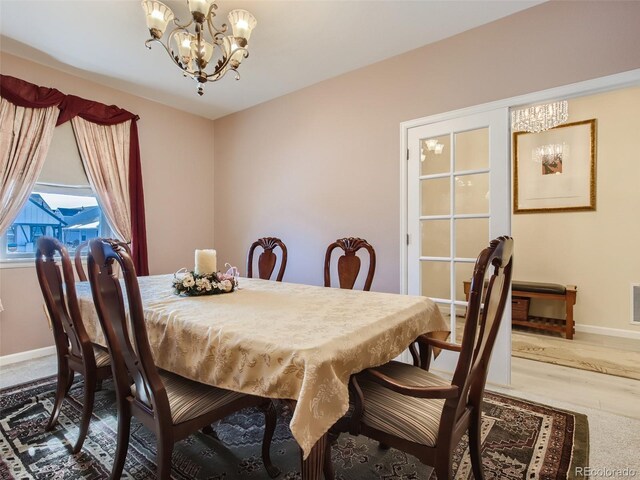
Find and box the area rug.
[0,376,588,479]
[511,331,640,381]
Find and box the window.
[0,123,112,261]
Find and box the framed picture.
[513,119,596,213]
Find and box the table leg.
[301,432,327,480]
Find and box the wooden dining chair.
[74,240,89,281]
[76,240,130,281]
[324,237,376,291]
[247,237,288,281]
[87,238,279,480]
[326,236,513,480]
[35,236,112,453]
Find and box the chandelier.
[511,101,568,133]
[141,0,257,96]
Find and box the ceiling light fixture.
[141,0,257,96]
[511,101,569,133]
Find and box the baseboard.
[0,345,56,367]
[574,324,640,340]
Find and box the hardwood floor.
[498,356,640,420]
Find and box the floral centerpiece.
[172,268,238,296]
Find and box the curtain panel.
[72,118,133,244]
[0,98,59,236]
[0,75,149,275]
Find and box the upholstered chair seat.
[92,346,112,368]
[130,371,248,425]
[358,361,449,447]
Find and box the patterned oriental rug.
[0,376,588,480]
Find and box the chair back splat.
[35,236,111,453]
[324,237,376,291]
[74,240,89,281]
[36,238,94,371]
[247,237,287,281]
[87,239,166,415]
[449,236,514,422]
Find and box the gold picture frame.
[513,119,596,214]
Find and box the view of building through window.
[3,190,110,257]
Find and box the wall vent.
[632,284,640,324]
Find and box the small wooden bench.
[463,280,577,339]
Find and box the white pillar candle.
[195,249,217,275]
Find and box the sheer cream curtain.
[0,97,59,235]
[71,117,132,243]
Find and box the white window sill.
[0,259,35,269]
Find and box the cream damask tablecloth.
[75,275,449,458]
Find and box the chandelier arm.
[203,44,249,81]
[205,66,240,82]
[171,16,193,30]
[144,37,198,79]
[205,18,228,42]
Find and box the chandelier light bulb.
[141,0,174,39]
[187,0,215,21]
[228,9,257,42]
[434,143,445,155]
[174,32,194,66]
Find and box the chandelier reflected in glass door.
[141,0,257,96]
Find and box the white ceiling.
[0,0,542,120]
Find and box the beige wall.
[513,87,640,332]
[3,1,640,357]
[212,2,640,294]
[0,52,215,356]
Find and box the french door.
[404,108,511,384]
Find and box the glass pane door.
[406,109,511,384]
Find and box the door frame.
[399,68,640,384]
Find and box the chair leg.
[64,369,75,395]
[469,412,485,480]
[323,432,337,480]
[261,401,280,478]
[156,435,174,480]
[46,360,70,431]
[72,373,96,453]
[435,455,451,480]
[110,408,131,480]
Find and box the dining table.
[75,274,449,479]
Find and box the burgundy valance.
[57,95,139,126]
[0,74,65,108]
[0,74,149,275]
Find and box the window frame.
[0,188,113,266]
